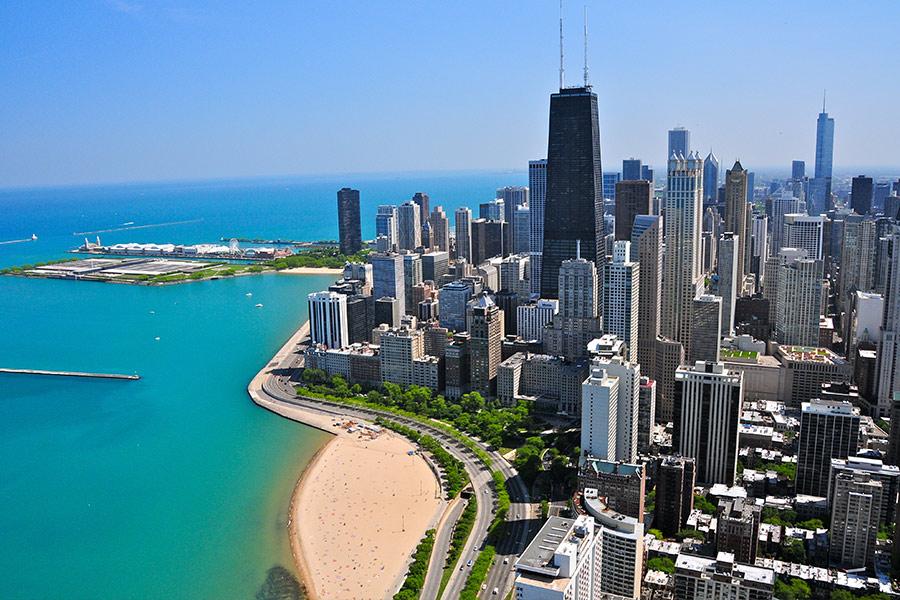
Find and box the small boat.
[31,234,38,240]
[149,310,155,314]
[255,303,264,308]
[154,336,160,341]
[245,292,253,297]
[123,221,134,226]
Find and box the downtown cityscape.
[2,3,900,600]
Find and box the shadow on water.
[255,566,306,600]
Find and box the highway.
[250,325,537,600]
[420,498,466,600]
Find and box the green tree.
[774,577,810,600]
[647,556,675,574]
[460,391,486,414]
[796,518,823,530]
[693,493,717,514]
[648,528,663,540]
[675,528,704,541]
[780,538,806,562]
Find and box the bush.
[393,529,436,599]
[647,556,675,574]
[694,493,717,515]
[774,577,810,600]
[458,545,496,600]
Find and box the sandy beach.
[278,267,344,275]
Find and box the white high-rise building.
[591,354,640,463]
[751,213,768,288]
[454,206,473,262]
[782,213,824,261]
[308,291,349,349]
[514,515,599,600]
[514,205,531,255]
[581,362,619,460]
[661,152,705,356]
[877,229,900,416]
[838,215,876,312]
[582,489,645,599]
[602,241,640,362]
[528,159,547,295]
[674,553,774,600]
[771,192,801,254]
[772,248,823,347]
[674,361,743,485]
[632,215,663,372]
[717,233,738,335]
[375,205,398,251]
[397,201,421,251]
[516,299,558,342]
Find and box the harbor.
[73,237,294,262]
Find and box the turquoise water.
[0,172,525,598]
[0,273,334,598]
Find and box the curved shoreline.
[249,321,444,599]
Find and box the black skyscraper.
[336,187,362,255]
[540,87,603,298]
[851,175,874,215]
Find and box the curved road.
[250,326,537,600]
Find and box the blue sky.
[1,1,899,187]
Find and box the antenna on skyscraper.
[576,239,581,260]
[559,0,565,89]
[822,89,827,113]
[583,5,589,87]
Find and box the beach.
[278,267,345,276]
[249,324,444,599]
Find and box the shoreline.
[1,265,344,286]
[249,321,443,599]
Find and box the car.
[467,560,473,567]
[481,584,487,590]
[493,588,499,595]
[502,558,509,564]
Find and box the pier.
[0,368,140,381]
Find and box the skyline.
[1,1,899,188]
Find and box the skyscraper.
[602,171,621,202]
[528,159,547,295]
[402,253,422,314]
[724,161,750,290]
[429,206,450,252]
[689,294,722,364]
[540,87,604,298]
[830,471,882,569]
[795,399,860,496]
[498,185,529,251]
[336,187,362,255]
[811,103,835,215]
[454,207,473,262]
[479,199,504,221]
[468,292,504,397]
[375,205,398,251]
[668,127,690,158]
[716,498,761,564]
[595,355,641,463]
[717,233,738,335]
[602,241,639,362]
[655,455,696,536]
[411,192,430,236]
[661,152,704,355]
[308,291,349,349]
[673,361,742,485]
[471,218,505,264]
[614,179,652,241]
[838,215,876,312]
[877,229,900,416]
[773,249,823,347]
[851,175,874,215]
[581,362,619,459]
[782,213,824,260]
[770,191,801,253]
[632,215,663,372]
[370,253,405,310]
[543,255,603,361]
[622,157,642,181]
[397,201,421,251]
[703,151,719,204]
[513,205,531,255]
[792,160,806,180]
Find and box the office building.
[370,253,405,310]
[602,241,640,362]
[512,205,531,255]
[830,471,882,569]
[516,299,558,342]
[771,249,823,347]
[375,205,398,252]
[717,233,738,335]
[528,159,547,295]
[543,256,603,361]
[661,152,704,355]
[673,362,742,485]
[878,231,900,415]
[656,455,696,536]
[770,191,801,253]
[690,294,722,364]
[471,218,505,264]
[654,337,685,424]
[479,199,504,221]
[397,201,421,251]
[540,87,604,299]
[716,498,761,564]
[795,399,860,496]
[336,187,361,255]
[444,333,470,399]
[308,291,349,350]
[373,296,401,328]
[668,126,690,158]
[401,253,422,315]
[703,151,719,204]
[597,355,641,463]
[792,160,806,180]
[782,213,824,261]
[622,157,642,181]
[776,345,851,405]
[838,215,876,311]
[603,171,621,202]
[638,377,656,454]
[810,103,835,215]
[429,206,450,252]
[851,175,874,215]
[632,215,663,372]
[750,213,768,287]
[614,179,652,241]
[723,161,750,288]
[581,363,619,460]
[439,277,481,332]
[454,206,473,262]
[420,251,449,283]
[674,553,774,600]
[468,292,504,397]
[498,186,528,252]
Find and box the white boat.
[123,221,134,226]
[31,233,38,240]
[245,292,253,297]
[255,303,263,308]
[154,336,160,341]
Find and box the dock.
[0,368,140,381]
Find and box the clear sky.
[2,1,899,187]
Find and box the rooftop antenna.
[822,89,827,113]
[583,5,589,87]
[559,0,565,89]
[576,239,581,260]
